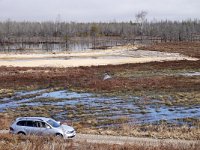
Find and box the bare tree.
[135,11,148,23]
[135,11,148,36]
[0,18,200,45]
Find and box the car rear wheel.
[17,132,26,136]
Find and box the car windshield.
[47,119,60,128]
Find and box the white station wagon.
[10,117,76,139]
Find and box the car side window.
[36,121,46,128]
[17,120,34,127]
[17,121,26,126]
[33,121,40,128]
[26,121,34,127]
[16,120,51,128]
[41,122,47,128]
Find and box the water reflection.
[0,38,125,52]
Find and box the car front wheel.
[55,133,63,138]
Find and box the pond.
[0,89,199,127]
[0,37,125,53]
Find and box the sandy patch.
[0,46,198,67]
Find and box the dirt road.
[0,130,198,148]
[76,134,198,148]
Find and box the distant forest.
[0,19,200,42]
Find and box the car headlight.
[66,130,74,134]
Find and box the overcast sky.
[0,0,199,22]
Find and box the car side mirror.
[57,121,61,125]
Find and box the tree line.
[0,19,200,42]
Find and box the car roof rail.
[17,117,44,122]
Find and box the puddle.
[38,90,92,99]
[0,89,199,126]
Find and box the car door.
[24,121,40,135]
[36,121,55,136]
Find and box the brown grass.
[0,113,13,130]
[0,134,74,150]
[75,123,200,140]
[118,124,200,140]
[0,133,199,150]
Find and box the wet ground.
[1,89,199,127]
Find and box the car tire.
[17,132,26,135]
[55,133,63,138]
